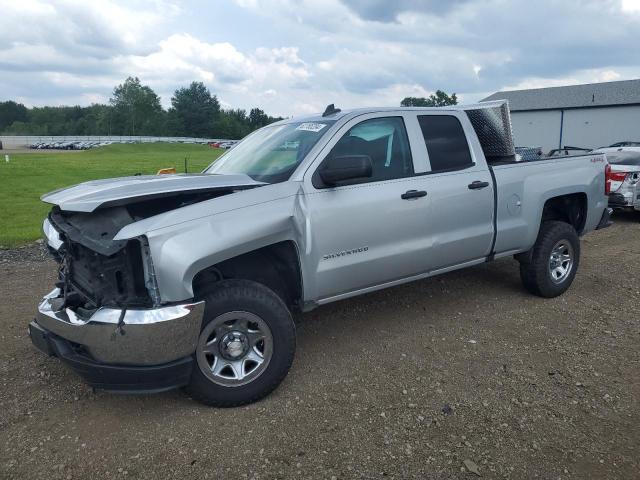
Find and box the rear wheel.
[186,279,296,407]
[519,221,580,298]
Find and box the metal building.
[481,79,640,152]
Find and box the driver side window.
[320,116,414,186]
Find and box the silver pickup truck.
[30,101,613,406]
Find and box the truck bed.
[487,153,598,166]
[489,152,608,256]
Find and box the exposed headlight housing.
[43,217,63,251]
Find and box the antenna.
[322,104,341,117]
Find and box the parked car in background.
[27,139,238,151]
[547,146,592,157]
[593,146,640,212]
[606,141,640,148]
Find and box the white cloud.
[595,70,622,82]
[232,0,640,99]
[622,0,640,12]
[1,0,640,117]
[117,34,312,112]
[0,0,174,56]
[501,68,626,93]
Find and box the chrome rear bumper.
[34,288,205,366]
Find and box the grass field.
[0,143,224,247]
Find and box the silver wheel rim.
[548,240,574,284]
[196,311,273,387]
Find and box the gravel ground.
[1,214,639,479]
[0,240,50,263]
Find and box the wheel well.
[192,241,303,310]
[541,193,587,234]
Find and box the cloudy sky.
[1,0,640,116]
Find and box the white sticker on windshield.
[296,122,328,133]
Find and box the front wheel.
[186,279,296,407]
[519,221,580,298]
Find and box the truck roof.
[275,101,509,125]
[276,101,515,161]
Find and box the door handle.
[468,181,490,190]
[401,189,427,200]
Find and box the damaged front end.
[32,206,206,392]
[34,205,205,379]
[30,173,268,391]
[39,172,263,311]
[46,206,159,312]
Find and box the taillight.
[610,171,628,182]
[606,165,629,194]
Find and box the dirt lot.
[1,215,639,480]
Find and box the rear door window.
[417,115,473,172]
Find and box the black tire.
[519,221,580,298]
[185,279,296,407]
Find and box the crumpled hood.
[41,173,265,212]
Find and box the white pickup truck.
[595,145,640,212]
[31,101,613,406]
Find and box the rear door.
[410,112,495,270]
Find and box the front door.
[302,114,434,301]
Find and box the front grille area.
[63,239,150,308]
[47,207,152,309]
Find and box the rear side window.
[418,115,473,172]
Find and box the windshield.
[204,121,336,183]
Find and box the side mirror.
[319,154,373,186]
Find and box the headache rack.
[462,100,516,162]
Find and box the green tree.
[0,101,28,132]
[110,77,165,136]
[82,104,114,135]
[400,90,458,107]
[248,108,270,129]
[213,109,250,139]
[168,81,220,137]
[0,78,285,138]
[5,120,30,134]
